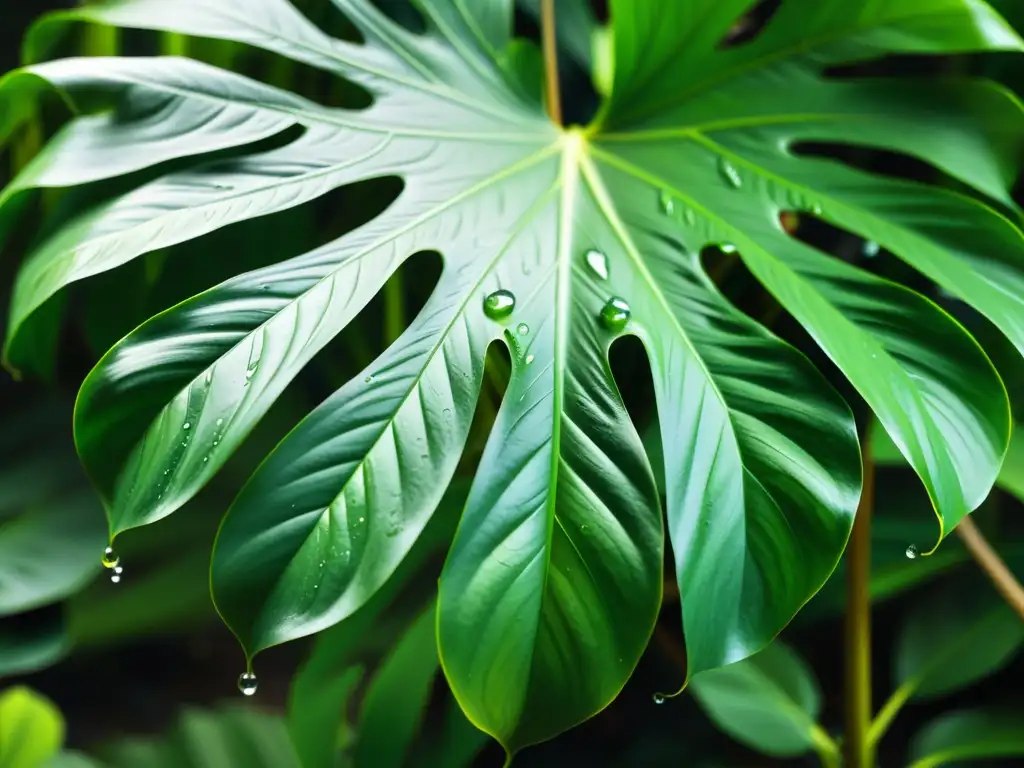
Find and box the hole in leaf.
[719,0,782,49]
[608,333,657,455]
[457,341,511,477]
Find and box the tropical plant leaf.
[690,639,839,761]
[0,611,70,678]
[0,687,64,768]
[3,0,1023,753]
[909,709,1024,768]
[354,602,439,768]
[895,579,1024,700]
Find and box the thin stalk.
[845,427,875,768]
[383,273,405,345]
[956,514,1024,621]
[540,0,563,125]
[867,680,915,748]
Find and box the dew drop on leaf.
[238,672,258,696]
[584,249,610,281]
[525,354,535,365]
[652,693,666,705]
[483,289,515,320]
[216,418,224,427]
[720,243,737,255]
[863,241,881,258]
[905,544,919,560]
[683,208,696,226]
[517,322,529,336]
[101,546,120,569]
[182,422,191,431]
[600,298,631,332]
[658,189,675,216]
[718,158,742,189]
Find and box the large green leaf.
[0,687,64,768]
[690,639,839,761]
[909,709,1024,768]
[3,0,1023,753]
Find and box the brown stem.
[540,0,563,125]
[845,430,875,768]
[956,515,1024,621]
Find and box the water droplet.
[653,693,666,705]
[659,189,676,216]
[584,249,610,281]
[358,516,365,524]
[809,203,823,216]
[720,243,737,255]
[216,418,224,427]
[364,375,373,384]
[483,289,516,321]
[600,298,631,332]
[110,565,123,584]
[718,158,742,189]
[905,544,919,560]
[238,672,258,696]
[517,323,529,336]
[101,547,120,569]
[580,524,589,533]
[683,208,696,226]
[245,361,259,381]
[863,241,881,259]
[203,456,209,463]
[525,354,535,365]
[183,422,191,431]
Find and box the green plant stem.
[811,729,842,768]
[845,428,875,768]
[867,680,915,748]
[540,0,562,125]
[383,272,405,345]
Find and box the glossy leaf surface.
[2,0,1022,752]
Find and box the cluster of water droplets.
[101,546,123,584]
[481,252,633,357]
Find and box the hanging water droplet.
[600,298,631,332]
[683,208,696,226]
[101,547,120,569]
[652,693,666,705]
[483,289,516,320]
[584,249,610,281]
[183,422,191,431]
[863,241,881,259]
[238,672,258,696]
[110,565,123,584]
[659,189,676,216]
[905,544,919,560]
[718,158,742,189]
[517,323,529,336]
[525,354,535,365]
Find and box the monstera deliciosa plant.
[2,0,1023,760]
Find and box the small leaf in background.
[895,581,1024,700]
[690,640,837,760]
[909,709,1024,768]
[0,609,70,677]
[102,707,299,768]
[355,602,442,768]
[0,687,64,768]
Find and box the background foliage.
[3,0,1024,766]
